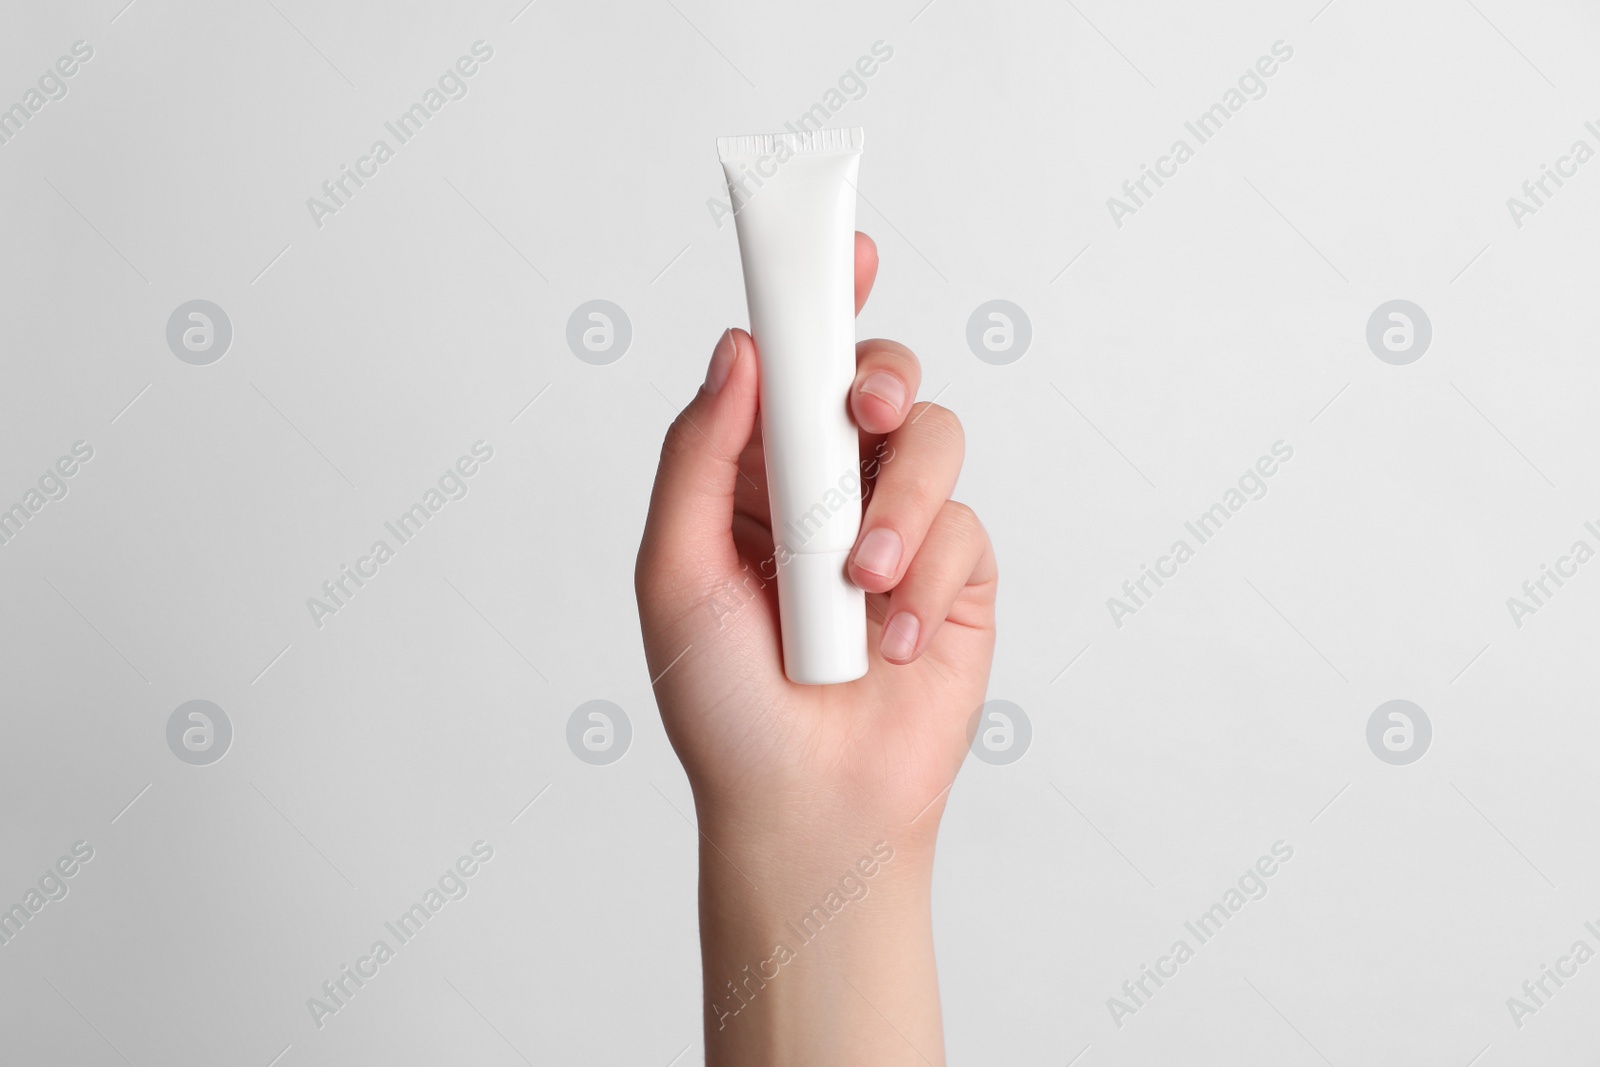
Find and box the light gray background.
[2,0,1597,1063]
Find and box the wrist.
[700,826,924,917]
[689,771,949,860]
[695,818,944,1065]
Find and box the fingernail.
[858,372,906,413]
[703,329,736,394]
[853,527,902,579]
[881,612,920,661]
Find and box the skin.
[635,233,997,1065]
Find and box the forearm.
[696,813,945,1066]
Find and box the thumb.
[638,328,760,586]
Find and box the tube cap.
[775,549,868,684]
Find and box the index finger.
[854,231,878,316]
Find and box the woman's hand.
[635,233,997,1064]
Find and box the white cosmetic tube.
[718,128,866,684]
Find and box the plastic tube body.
[718,128,866,684]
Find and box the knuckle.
[939,501,992,565]
[859,337,917,365]
[910,403,964,451]
[858,340,921,383]
[943,499,979,528]
[876,465,941,510]
[659,412,699,466]
[938,501,985,552]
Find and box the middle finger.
[846,401,965,593]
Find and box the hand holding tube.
[635,234,998,1064]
